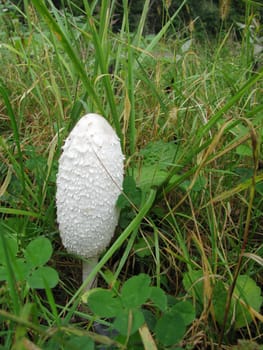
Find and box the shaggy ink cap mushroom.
[56,113,124,285]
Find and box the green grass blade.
[0,207,41,218]
[136,0,187,67]
[82,0,122,140]
[0,234,21,315]
[196,67,263,140]
[31,0,103,115]
[0,81,25,191]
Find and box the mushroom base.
[82,257,98,290]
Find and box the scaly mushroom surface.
[56,113,124,289]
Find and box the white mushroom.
[56,113,124,290]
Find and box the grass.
[0,0,263,349]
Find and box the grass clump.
[0,0,263,349]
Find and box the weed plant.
[0,0,263,349]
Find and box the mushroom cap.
[56,113,124,258]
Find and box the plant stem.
[82,257,98,291]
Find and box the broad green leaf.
[45,333,94,350]
[113,308,145,335]
[14,258,29,281]
[213,276,263,329]
[139,140,178,169]
[0,235,18,264]
[134,138,179,192]
[182,270,204,303]
[0,258,28,282]
[142,309,157,331]
[149,287,167,311]
[234,275,263,329]
[0,266,7,281]
[64,335,94,350]
[134,238,153,258]
[25,237,53,267]
[117,176,141,209]
[134,166,168,191]
[212,281,231,327]
[171,301,195,326]
[27,266,59,289]
[236,144,252,157]
[88,289,123,318]
[121,274,151,308]
[155,311,186,346]
[179,175,207,193]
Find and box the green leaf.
[179,175,207,192]
[118,176,142,229]
[149,287,167,311]
[121,274,151,308]
[88,289,123,318]
[45,333,95,350]
[0,258,28,282]
[182,270,204,304]
[171,301,195,326]
[0,235,18,264]
[234,275,263,329]
[113,308,145,335]
[134,166,168,191]
[27,266,59,289]
[155,311,186,346]
[134,238,153,258]
[133,139,179,192]
[213,276,263,329]
[139,140,178,170]
[25,237,53,267]
[64,335,94,350]
[0,266,7,281]
[117,176,142,209]
[236,144,253,157]
[14,258,29,281]
[212,281,231,327]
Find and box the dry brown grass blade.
[139,323,158,350]
[0,165,12,197]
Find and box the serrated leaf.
[139,141,178,169]
[135,166,168,191]
[155,311,185,346]
[113,308,145,335]
[135,140,178,191]
[25,237,53,267]
[171,301,195,326]
[179,175,207,192]
[121,274,151,308]
[27,266,59,289]
[88,289,123,318]
[149,287,167,311]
